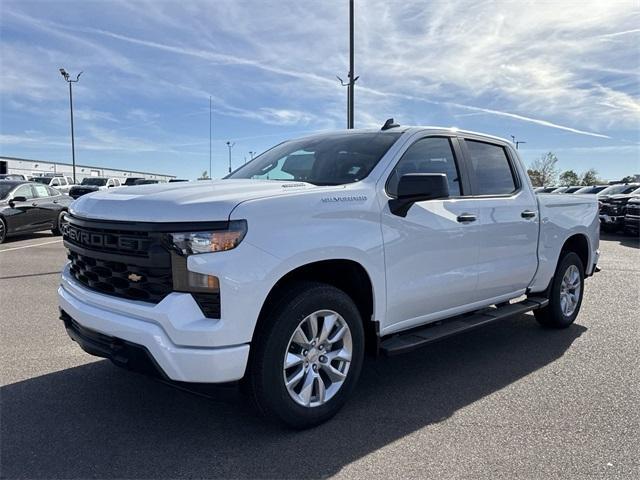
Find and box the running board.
[380,297,549,356]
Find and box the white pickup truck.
[58,123,599,428]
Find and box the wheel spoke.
[321,363,347,382]
[307,314,319,341]
[292,326,311,348]
[298,370,315,406]
[327,347,351,363]
[315,376,326,404]
[285,352,304,369]
[328,323,348,344]
[285,367,305,390]
[318,313,338,345]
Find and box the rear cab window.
[464,140,518,195]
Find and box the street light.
[510,135,526,150]
[226,141,235,173]
[249,151,256,160]
[60,68,83,183]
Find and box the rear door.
[460,137,539,300]
[380,135,480,333]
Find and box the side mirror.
[389,173,449,217]
[11,196,28,204]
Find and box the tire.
[246,282,365,429]
[0,217,6,244]
[51,210,67,236]
[535,251,585,329]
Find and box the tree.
[528,152,558,186]
[620,175,636,183]
[580,168,600,186]
[559,170,580,186]
[198,170,210,180]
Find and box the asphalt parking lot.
[1,232,638,479]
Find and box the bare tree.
[528,152,559,186]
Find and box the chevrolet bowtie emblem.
[128,273,143,282]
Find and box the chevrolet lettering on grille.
[64,225,147,253]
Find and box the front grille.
[601,204,622,216]
[68,250,172,303]
[626,204,640,216]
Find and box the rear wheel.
[247,282,364,429]
[51,210,68,236]
[535,251,584,328]
[0,218,6,244]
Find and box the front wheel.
[247,282,365,429]
[0,218,6,244]
[535,251,585,328]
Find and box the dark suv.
[624,197,640,236]
[599,187,640,232]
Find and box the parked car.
[597,183,640,202]
[623,197,640,236]
[168,179,188,183]
[551,186,582,194]
[599,187,640,232]
[0,174,30,181]
[134,179,165,185]
[574,185,608,195]
[550,186,569,194]
[0,181,72,243]
[123,177,145,186]
[534,186,559,194]
[68,177,122,199]
[59,124,599,428]
[32,175,74,194]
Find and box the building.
[0,156,175,182]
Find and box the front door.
[6,184,39,233]
[380,136,480,334]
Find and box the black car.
[133,179,163,185]
[68,177,121,199]
[123,177,145,186]
[623,197,640,236]
[599,187,640,233]
[0,181,73,243]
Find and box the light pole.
[226,141,235,173]
[60,68,82,183]
[510,135,526,150]
[249,151,255,160]
[337,0,358,129]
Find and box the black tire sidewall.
[250,282,365,428]
[0,218,6,244]
[546,252,585,327]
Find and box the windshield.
[81,178,108,186]
[227,132,402,185]
[0,184,15,199]
[599,184,638,196]
[32,177,51,184]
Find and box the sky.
[1,0,639,181]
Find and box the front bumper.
[624,215,640,231]
[58,265,250,383]
[599,214,625,226]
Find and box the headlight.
[168,220,247,255]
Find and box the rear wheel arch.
[560,233,589,270]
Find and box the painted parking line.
[0,239,63,253]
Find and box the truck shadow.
[1,314,585,479]
[600,231,639,248]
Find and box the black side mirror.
[10,196,28,204]
[389,173,449,217]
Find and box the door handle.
[53,200,58,204]
[457,213,477,223]
[521,210,537,219]
[31,202,38,207]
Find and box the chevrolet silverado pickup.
[58,123,599,428]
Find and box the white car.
[59,123,600,428]
[32,175,74,194]
[68,177,121,199]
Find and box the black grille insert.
[68,250,172,303]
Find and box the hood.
[606,193,640,203]
[69,179,317,222]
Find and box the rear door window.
[465,140,517,195]
[33,184,50,198]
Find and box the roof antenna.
[381,118,399,131]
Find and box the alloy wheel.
[282,310,352,408]
[559,264,581,317]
